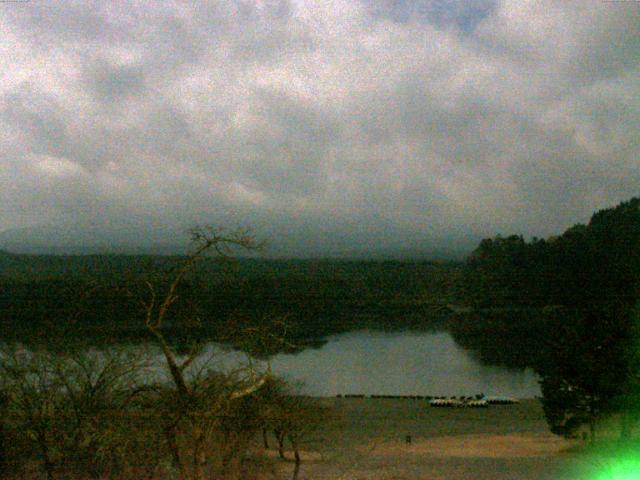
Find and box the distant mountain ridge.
[0,223,468,260]
[0,222,188,256]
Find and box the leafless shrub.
[256,377,331,480]
[0,345,155,479]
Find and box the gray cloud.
[364,0,497,32]
[85,61,146,102]
[0,0,638,257]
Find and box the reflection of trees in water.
[6,306,544,373]
[4,304,451,360]
[0,255,462,349]
[448,310,548,370]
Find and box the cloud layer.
[1,0,638,256]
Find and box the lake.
[201,330,541,398]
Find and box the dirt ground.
[265,398,593,480]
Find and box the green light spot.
[593,457,640,480]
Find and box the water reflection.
[4,330,541,398]
[264,330,539,397]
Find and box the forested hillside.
[0,254,462,347]
[456,197,640,440]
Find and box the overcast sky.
[0,0,638,257]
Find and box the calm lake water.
[202,330,541,398]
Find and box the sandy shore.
[265,398,586,480]
[369,432,570,458]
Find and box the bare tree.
[0,226,300,480]
[0,348,63,480]
[0,346,152,480]
[258,378,329,480]
[129,226,279,480]
[53,348,153,477]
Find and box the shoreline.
[269,397,583,480]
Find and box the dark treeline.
[463,197,639,311]
[456,197,640,440]
[454,197,640,366]
[0,254,461,348]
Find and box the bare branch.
[228,372,271,401]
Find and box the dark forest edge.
[0,253,461,353]
[457,196,640,441]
